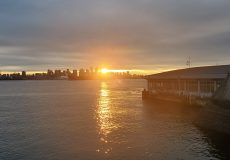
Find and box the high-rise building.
[47,69,54,77]
[22,71,26,77]
[79,68,85,78]
[95,67,99,74]
[54,70,62,77]
[90,67,94,74]
[85,69,90,77]
[73,70,78,77]
[66,69,71,75]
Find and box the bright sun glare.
[101,68,109,74]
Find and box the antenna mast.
[186,56,191,68]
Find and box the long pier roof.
[147,65,230,80]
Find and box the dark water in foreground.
[0,80,228,160]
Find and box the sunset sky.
[0,0,230,74]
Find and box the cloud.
[0,0,230,72]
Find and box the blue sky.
[0,0,230,73]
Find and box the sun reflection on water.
[95,82,118,154]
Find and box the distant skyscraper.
[73,70,78,76]
[54,70,61,77]
[79,68,85,78]
[47,69,54,76]
[85,69,90,77]
[90,67,94,73]
[22,71,26,77]
[95,67,98,74]
[66,69,71,76]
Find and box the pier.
[143,65,230,106]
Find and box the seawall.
[143,93,230,135]
[194,102,230,135]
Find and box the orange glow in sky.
[100,68,130,74]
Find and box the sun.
[101,68,109,74]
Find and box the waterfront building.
[145,65,230,103]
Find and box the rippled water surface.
[0,80,227,160]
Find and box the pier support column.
[214,80,217,92]
[178,78,181,96]
[184,81,187,95]
[198,80,201,96]
[148,80,150,91]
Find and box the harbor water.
[0,80,228,160]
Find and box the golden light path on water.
[95,82,120,154]
[0,80,225,159]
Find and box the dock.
[143,65,230,106]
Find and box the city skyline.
[0,67,144,80]
[1,1,230,73]
[0,67,142,75]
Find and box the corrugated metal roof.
[147,65,230,80]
